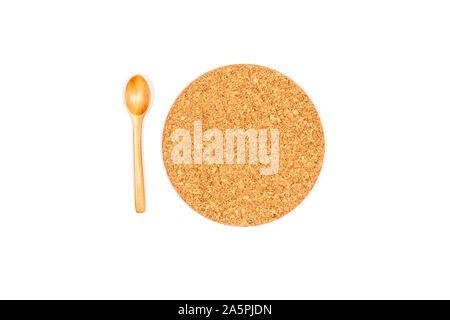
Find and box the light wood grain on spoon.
[125,75,151,213]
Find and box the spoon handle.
[132,116,145,213]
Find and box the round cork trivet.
[162,64,324,226]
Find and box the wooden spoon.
[125,75,151,213]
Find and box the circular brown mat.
[162,64,324,226]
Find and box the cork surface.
[162,64,324,226]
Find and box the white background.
[0,1,449,299]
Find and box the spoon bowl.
[125,75,151,116]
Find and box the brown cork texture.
[162,64,324,226]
